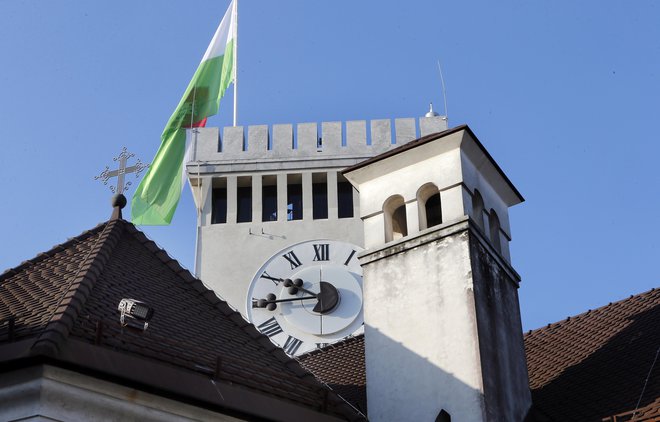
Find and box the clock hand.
[319,269,323,335]
[260,296,317,304]
[252,293,318,310]
[313,281,340,314]
[283,278,318,297]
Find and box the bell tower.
[187,116,447,315]
[343,125,531,421]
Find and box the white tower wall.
[344,126,531,421]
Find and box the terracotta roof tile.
[524,288,660,421]
[299,335,368,414]
[0,222,108,343]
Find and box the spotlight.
[118,299,154,331]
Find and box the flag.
[131,1,236,225]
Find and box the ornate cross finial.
[95,147,149,194]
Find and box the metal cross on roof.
[95,147,149,194]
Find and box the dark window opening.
[287,183,303,221]
[384,195,407,242]
[262,184,277,221]
[211,188,227,224]
[313,182,328,220]
[425,193,442,228]
[435,409,451,422]
[337,181,354,219]
[489,209,501,252]
[237,186,252,223]
[472,189,485,230]
[392,204,408,239]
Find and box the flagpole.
[232,0,238,126]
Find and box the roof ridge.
[524,287,658,337]
[30,218,125,357]
[342,124,468,175]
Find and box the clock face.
[246,239,364,356]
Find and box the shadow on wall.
[319,324,539,421]
[530,303,660,422]
[363,324,485,422]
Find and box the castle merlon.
[189,116,448,165]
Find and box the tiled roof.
[299,335,368,414]
[524,288,660,421]
[300,289,660,421]
[0,215,364,421]
[0,224,107,343]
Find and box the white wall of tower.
[344,126,529,421]
[359,221,488,421]
[195,168,364,312]
[347,129,518,262]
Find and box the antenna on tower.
[437,60,449,119]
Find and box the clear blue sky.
[1,1,658,331]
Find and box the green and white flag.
[132,0,236,225]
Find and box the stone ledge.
[358,216,520,284]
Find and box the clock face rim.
[246,239,364,356]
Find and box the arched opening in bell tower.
[384,195,408,242]
[417,183,442,230]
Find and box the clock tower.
[343,125,531,421]
[188,115,447,355]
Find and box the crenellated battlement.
[192,116,448,163]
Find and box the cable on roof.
[631,344,660,420]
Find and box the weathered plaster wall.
[360,219,531,421]
[348,125,527,421]
[361,219,487,421]
[469,230,532,420]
